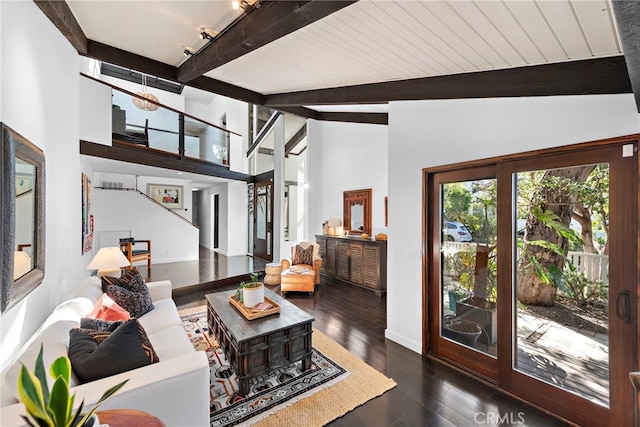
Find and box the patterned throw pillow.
[68,319,159,383]
[80,317,124,332]
[101,268,154,317]
[292,244,314,266]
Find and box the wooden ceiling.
[36,0,640,124]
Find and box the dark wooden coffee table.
[206,289,314,396]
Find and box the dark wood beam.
[80,140,252,182]
[264,56,632,106]
[34,0,87,54]
[317,112,388,125]
[177,0,357,82]
[84,41,264,106]
[285,126,306,157]
[612,1,640,112]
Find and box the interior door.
[426,139,638,426]
[253,178,273,262]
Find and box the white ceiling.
[67,0,623,97]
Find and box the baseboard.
[384,329,422,354]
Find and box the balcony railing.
[83,73,238,168]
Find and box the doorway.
[213,194,219,249]
[252,174,274,262]
[425,137,638,426]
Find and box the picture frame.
[148,184,183,209]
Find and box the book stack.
[250,301,273,312]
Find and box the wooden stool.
[264,262,282,285]
[281,267,315,296]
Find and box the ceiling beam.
[612,1,640,112]
[264,56,632,106]
[34,0,87,54]
[177,0,357,83]
[317,112,388,125]
[85,41,264,106]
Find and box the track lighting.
[199,31,213,40]
[184,48,195,57]
[232,0,250,10]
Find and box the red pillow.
[87,294,131,321]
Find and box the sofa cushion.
[102,269,154,317]
[148,325,195,361]
[87,294,131,321]
[136,298,181,335]
[68,319,159,383]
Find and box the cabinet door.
[326,239,336,276]
[349,243,364,284]
[337,241,350,280]
[317,239,327,273]
[362,246,379,289]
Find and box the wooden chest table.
[206,289,314,396]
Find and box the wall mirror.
[1,123,46,313]
[343,189,372,235]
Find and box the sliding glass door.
[426,138,637,425]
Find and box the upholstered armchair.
[281,242,323,284]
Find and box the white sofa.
[0,276,209,426]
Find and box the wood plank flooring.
[167,252,570,426]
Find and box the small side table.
[96,409,165,427]
[264,262,282,285]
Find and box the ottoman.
[280,267,315,296]
[264,262,282,285]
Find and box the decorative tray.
[229,295,281,320]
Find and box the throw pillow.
[87,294,131,321]
[80,317,124,332]
[68,318,159,383]
[101,268,154,317]
[293,244,314,266]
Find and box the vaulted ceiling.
[37,0,640,125]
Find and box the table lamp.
[13,251,32,280]
[87,247,131,278]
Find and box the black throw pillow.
[101,268,154,317]
[68,318,159,383]
[80,317,124,332]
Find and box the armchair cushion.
[68,318,159,383]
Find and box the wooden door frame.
[422,133,640,426]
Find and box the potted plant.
[237,273,264,308]
[17,344,128,427]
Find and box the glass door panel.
[514,163,610,406]
[441,179,498,358]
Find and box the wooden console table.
[316,234,387,296]
[206,289,314,396]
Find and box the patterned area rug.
[179,307,349,426]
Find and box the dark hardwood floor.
[168,254,570,427]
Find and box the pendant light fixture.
[132,74,159,112]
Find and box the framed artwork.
[81,173,93,254]
[148,184,183,209]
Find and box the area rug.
[179,306,396,426]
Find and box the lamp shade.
[13,251,32,280]
[87,247,131,278]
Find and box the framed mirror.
[1,123,46,312]
[343,189,372,235]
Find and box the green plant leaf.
[33,344,49,405]
[17,364,53,427]
[50,357,71,386]
[80,380,129,423]
[47,377,71,427]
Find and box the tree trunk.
[517,165,594,306]
[572,202,595,254]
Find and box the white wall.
[79,77,111,145]
[307,120,389,243]
[0,1,86,370]
[386,94,640,353]
[92,189,199,264]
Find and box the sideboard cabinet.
[315,235,387,296]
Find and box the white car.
[443,221,473,242]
